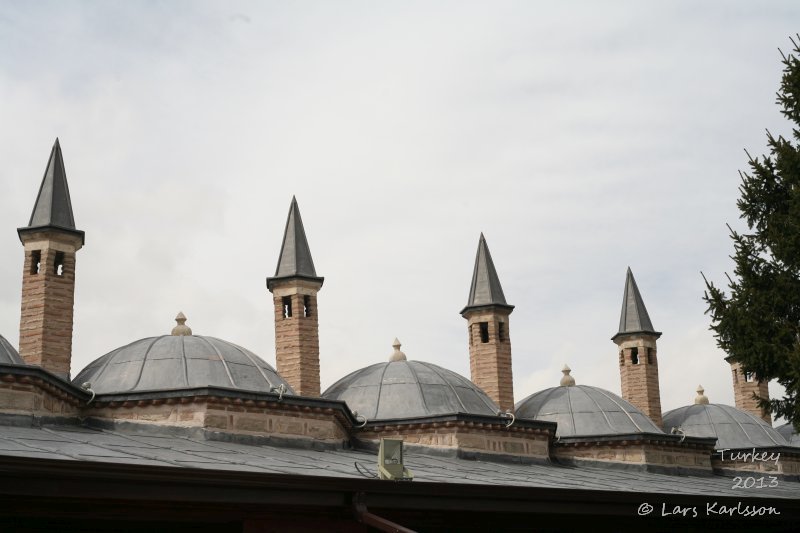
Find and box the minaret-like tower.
[266,197,323,397]
[612,268,663,427]
[460,233,514,412]
[17,139,85,379]
[727,357,771,424]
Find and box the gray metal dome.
[515,385,663,437]
[73,335,294,395]
[0,334,23,365]
[662,404,788,449]
[777,423,800,447]
[322,360,500,420]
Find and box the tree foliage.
[704,36,800,429]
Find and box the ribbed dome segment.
[515,385,663,437]
[662,404,788,449]
[322,360,499,420]
[0,334,23,365]
[73,335,293,395]
[776,423,800,447]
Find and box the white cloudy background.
[0,1,798,423]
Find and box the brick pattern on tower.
[270,279,322,397]
[465,308,513,412]
[615,334,662,428]
[729,361,771,424]
[18,232,82,378]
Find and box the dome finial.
[694,385,709,405]
[389,338,407,362]
[560,364,576,387]
[171,312,192,336]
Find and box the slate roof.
[663,403,789,449]
[461,233,513,314]
[515,385,663,437]
[778,423,800,447]
[0,421,797,499]
[18,138,84,243]
[73,335,294,395]
[0,334,23,365]
[267,197,322,288]
[612,267,660,340]
[322,360,500,420]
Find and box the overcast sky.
[1,1,798,424]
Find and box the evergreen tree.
[704,36,800,429]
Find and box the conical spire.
[267,197,323,289]
[18,138,84,243]
[461,233,513,314]
[612,267,660,340]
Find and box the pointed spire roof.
[18,138,84,243]
[612,267,661,340]
[266,197,323,289]
[460,233,514,315]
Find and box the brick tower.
[727,357,771,424]
[460,233,514,412]
[266,197,323,397]
[17,139,85,379]
[612,268,663,428]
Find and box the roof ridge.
[461,233,513,313]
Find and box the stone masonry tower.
[460,233,514,412]
[266,197,323,397]
[727,357,771,424]
[612,268,663,428]
[17,139,85,379]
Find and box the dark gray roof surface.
[515,385,663,437]
[461,233,511,313]
[322,360,500,420]
[0,422,797,498]
[663,403,789,449]
[73,335,293,395]
[777,423,800,447]
[270,196,318,280]
[613,267,660,340]
[0,335,23,365]
[22,138,79,232]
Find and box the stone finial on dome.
[695,385,709,405]
[560,365,576,387]
[389,338,407,362]
[171,312,192,336]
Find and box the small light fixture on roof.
[378,438,413,481]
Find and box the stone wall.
[0,373,82,416]
[555,440,712,471]
[729,361,771,424]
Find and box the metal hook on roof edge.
[81,382,96,405]
[499,410,515,428]
[353,411,367,428]
[670,426,686,443]
[270,383,287,401]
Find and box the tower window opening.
[630,347,639,365]
[647,348,654,365]
[30,250,41,275]
[469,326,473,346]
[498,322,505,342]
[619,351,624,366]
[745,371,754,383]
[479,322,489,343]
[303,295,311,317]
[282,296,292,318]
[54,251,65,276]
[733,368,738,383]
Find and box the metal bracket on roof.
[270,383,287,401]
[499,410,515,428]
[670,426,686,443]
[352,411,367,428]
[81,382,96,405]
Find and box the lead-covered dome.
[73,315,293,395]
[322,340,499,420]
[777,423,799,447]
[0,334,23,365]
[663,403,788,449]
[515,368,663,437]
